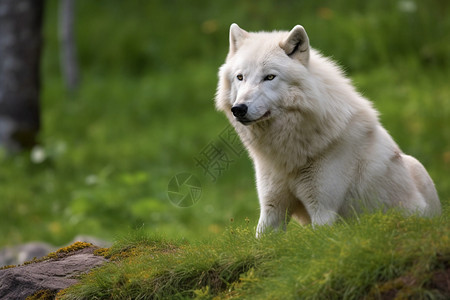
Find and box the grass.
[59,211,449,299]
[1,0,449,298]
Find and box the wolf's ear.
[280,25,310,64]
[229,23,249,55]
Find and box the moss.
[23,258,41,265]
[0,264,16,270]
[55,288,67,300]
[100,241,179,262]
[36,241,93,262]
[93,247,110,258]
[6,242,96,270]
[25,289,57,300]
[53,241,93,255]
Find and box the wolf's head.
[216,24,311,126]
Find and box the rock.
[0,242,55,267]
[0,236,111,267]
[0,244,107,299]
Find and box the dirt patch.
[368,267,450,299]
[428,267,450,297]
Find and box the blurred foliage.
[0,0,449,247]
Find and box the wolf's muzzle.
[231,104,248,118]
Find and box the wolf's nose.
[231,104,248,118]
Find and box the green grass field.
[60,213,449,299]
[1,0,449,298]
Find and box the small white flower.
[85,174,98,185]
[398,0,417,13]
[30,145,46,164]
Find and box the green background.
[1,0,448,247]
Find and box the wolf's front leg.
[254,162,296,237]
[256,204,290,238]
[255,188,296,237]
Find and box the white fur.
[215,24,441,237]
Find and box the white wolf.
[215,24,441,237]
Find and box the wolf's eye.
[264,74,276,81]
[236,74,244,81]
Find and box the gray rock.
[0,236,111,267]
[0,242,55,267]
[0,246,107,299]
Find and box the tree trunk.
[59,0,79,92]
[0,0,44,152]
